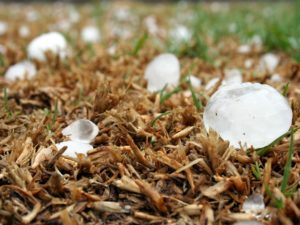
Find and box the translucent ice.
[27,32,68,62]
[188,75,202,88]
[169,25,191,43]
[56,141,93,158]
[5,60,36,81]
[19,25,30,37]
[242,193,265,214]
[205,69,242,90]
[259,53,279,73]
[203,83,292,148]
[0,21,7,36]
[62,119,99,144]
[81,26,101,43]
[144,53,180,92]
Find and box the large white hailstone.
[81,26,101,43]
[62,119,99,144]
[260,53,279,73]
[5,60,36,81]
[56,141,93,158]
[188,75,202,88]
[19,25,30,37]
[144,53,180,92]
[169,25,191,43]
[203,83,292,148]
[27,32,68,62]
[242,193,265,214]
[0,21,8,36]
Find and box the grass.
[132,32,148,56]
[3,88,12,117]
[251,161,261,180]
[159,85,182,104]
[281,128,295,194]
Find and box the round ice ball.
[144,53,180,92]
[81,26,101,43]
[27,32,68,62]
[203,83,292,148]
[62,119,99,144]
[5,60,36,81]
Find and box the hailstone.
[144,53,180,92]
[27,32,68,62]
[188,75,202,88]
[203,83,292,148]
[233,221,263,225]
[81,26,101,43]
[5,60,36,81]
[62,119,99,144]
[259,53,279,73]
[56,141,93,158]
[0,21,7,36]
[19,25,30,37]
[169,25,191,43]
[242,193,265,214]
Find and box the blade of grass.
[281,82,290,97]
[187,78,202,110]
[281,128,295,194]
[251,161,261,180]
[255,126,299,156]
[160,86,181,104]
[150,111,171,127]
[3,88,12,117]
[132,32,148,56]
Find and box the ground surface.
[0,2,300,225]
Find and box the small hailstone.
[26,10,38,22]
[224,69,242,85]
[169,25,191,43]
[251,35,263,48]
[5,60,36,81]
[233,221,263,225]
[188,75,202,88]
[260,53,279,73]
[270,74,282,82]
[0,44,6,54]
[56,141,93,158]
[242,193,265,214]
[27,32,68,62]
[203,82,292,148]
[107,45,117,56]
[238,45,251,54]
[144,53,180,92]
[0,21,8,36]
[205,78,220,90]
[81,26,101,43]
[205,69,242,91]
[19,25,30,37]
[144,16,159,35]
[244,59,253,69]
[62,119,99,144]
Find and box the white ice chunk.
[233,221,263,225]
[205,78,219,90]
[250,35,262,48]
[169,25,191,43]
[144,16,159,35]
[259,53,279,73]
[56,141,93,157]
[0,21,7,36]
[81,26,101,43]
[27,32,68,62]
[205,69,242,90]
[144,53,180,92]
[238,44,251,54]
[270,74,282,82]
[62,119,99,144]
[203,83,292,148]
[5,60,36,81]
[188,75,202,88]
[244,59,253,69]
[242,193,265,214]
[224,69,242,85]
[19,25,30,37]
